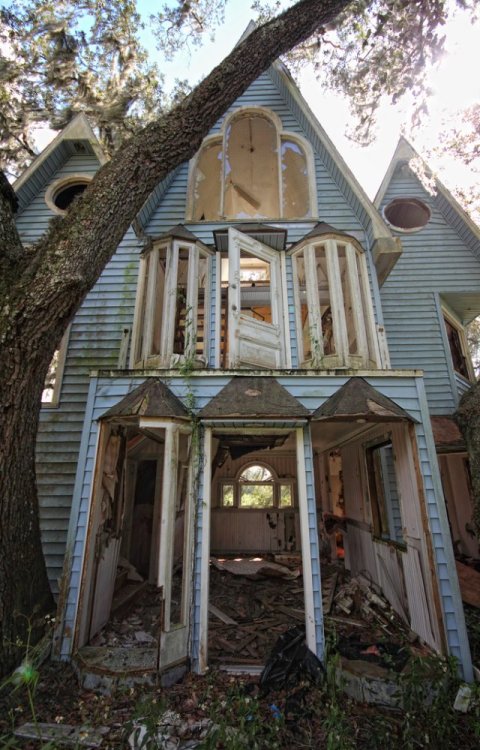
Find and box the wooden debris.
[456,561,480,608]
[15,723,107,747]
[208,603,238,625]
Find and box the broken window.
[220,463,294,509]
[292,237,378,369]
[365,439,404,544]
[443,310,473,381]
[41,327,70,406]
[190,109,312,220]
[131,238,213,368]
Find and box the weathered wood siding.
[379,166,480,414]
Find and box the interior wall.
[210,449,300,554]
[339,423,443,651]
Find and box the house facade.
[14,59,478,684]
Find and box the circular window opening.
[384,198,430,232]
[54,182,88,211]
[45,175,92,214]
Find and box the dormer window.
[188,108,315,221]
[131,230,213,369]
[290,229,380,369]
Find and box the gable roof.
[199,376,309,419]
[13,114,108,214]
[375,136,480,263]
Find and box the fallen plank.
[208,603,238,625]
[14,723,107,748]
[326,615,368,628]
[324,572,338,615]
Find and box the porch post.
[193,426,212,674]
[296,426,325,660]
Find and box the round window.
[45,175,92,214]
[384,198,430,232]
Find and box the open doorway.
[207,430,306,667]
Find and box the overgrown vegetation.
[1,649,480,749]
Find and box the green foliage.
[0,0,164,173]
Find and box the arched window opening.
[220,462,294,509]
[192,140,222,221]
[189,109,313,221]
[292,237,379,369]
[281,139,310,218]
[224,114,279,219]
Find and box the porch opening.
[208,430,306,667]
[74,417,193,682]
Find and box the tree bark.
[456,381,480,539]
[0,0,351,676]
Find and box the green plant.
[198,683,283,750]
[396,654,459,749]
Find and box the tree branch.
[25,0,350,325]
[0,171,25,281]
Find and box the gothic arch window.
[188,107,315,221]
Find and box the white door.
[228,227,285,368]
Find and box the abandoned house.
[14,48,480,687]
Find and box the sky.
[139,0,480,202]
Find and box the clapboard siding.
[26,146,144,590]
[16,154,100,242]
[379,167,480,414]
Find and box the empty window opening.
[293,238,376,369]
[365,439,404,544]
[132,240,211,368]
[384,198,430,232]
[45,176,92,214]
[190,109,312,220]
[444,313,473,381]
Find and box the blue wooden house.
[14,54,479,685]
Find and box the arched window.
[220,463,294,509]
[291,233,380,369]
[188,108,314,221]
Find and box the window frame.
[364,435,405,545]
[45,175,93,215]
[186,106,317,221]
[442,306,475,383]
[218,463,295,510]
[290,235,380,369]
[130,238,213,369]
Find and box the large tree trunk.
[0,0,350,676]
[456,380,480,538]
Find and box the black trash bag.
[259,626,325,693]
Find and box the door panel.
[228,227,285,368]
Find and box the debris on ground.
[14,722,108,747]
[128,710,212,750]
